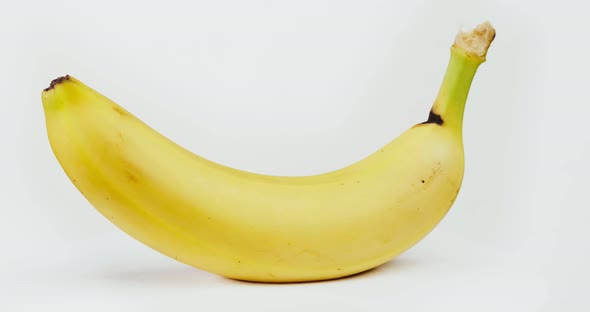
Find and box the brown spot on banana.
[125,171,139,183]
[112,105,130,117]
[420,162,443,187]
[119,159,142,184]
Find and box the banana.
[42,22,495,282]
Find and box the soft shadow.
[357,256,424,278]
[98,266,224,287]
[226,256,425,286]
[95,257,425,287]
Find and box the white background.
[1,0,588,311]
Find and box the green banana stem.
[431,22,495,130]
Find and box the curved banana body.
[42,22,494,282]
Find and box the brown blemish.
[421,162,443,186]
[112,106,130,117]
[43,75,70,92]
[429,163,442,180]
[120,159,142,184]
[125,171,139,183]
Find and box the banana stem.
[431,21,495,130]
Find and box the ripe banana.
[42,22,495,282]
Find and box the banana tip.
[44,75,70,92]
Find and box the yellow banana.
[42,22,495,282]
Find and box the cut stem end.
[453,21,496,59]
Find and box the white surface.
[1,0,588,311]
